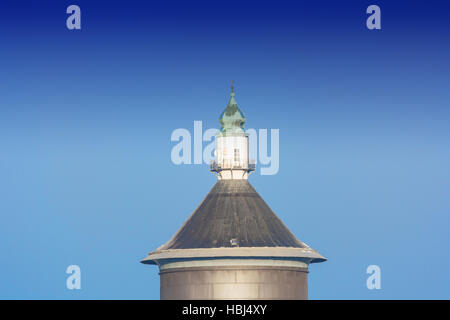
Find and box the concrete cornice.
[141,247,327,265]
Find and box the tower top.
[218,83,246,134]
[211,86,254,179]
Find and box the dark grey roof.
[158,180,308,250]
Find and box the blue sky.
[0,0,449,299]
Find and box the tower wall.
[215,134,250,180]
[159,263,309,300]
[216,134,249,169]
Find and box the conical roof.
[218,92,246,134]
[158,180,309,250]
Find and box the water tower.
[141,86,326,299]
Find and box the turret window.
[234,149,240,162]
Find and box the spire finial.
[231,80,235,95]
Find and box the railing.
[210,160,256,172]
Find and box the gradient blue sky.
[0,0,449,299]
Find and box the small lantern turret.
[211,82,255,180]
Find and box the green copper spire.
[218,82,246,134]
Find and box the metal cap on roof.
[218,87,246,134]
